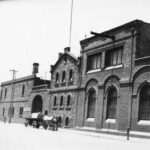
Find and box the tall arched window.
[60,96,63,107]
[56,72,59,83]
[67,95,71,107]
[69,69,73,81]
[62,71,66,82]
[106,87,117,119]
[87,89,96,118]
[139,85,150,120]
[53,96,57,107]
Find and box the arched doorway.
[32,95,43,113]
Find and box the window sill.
[86,118,95,122]
[87,69,101,74]
[105,119,116,124]
[105,64,123,70]
[138,120,150,126]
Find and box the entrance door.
[32,95,43,113]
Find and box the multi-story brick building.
[0,63,50,123]
[76,19,150,132]
[1,19,150,133]
[49,47,80,127]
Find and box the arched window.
[67,95,71,107]
[56,72,59,83]
[106,87,117,119]
[53,96,57,107]
[60,96,63,107]
[62,71,66,82]
[87,89,96,118]
[139,85,150,120]
[69,69,73,81]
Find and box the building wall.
[50,52,79,127]
[76,27,137,131]
[0,78,34,123]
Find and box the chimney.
[64,47,70,53]
[32,63,39,75]
[58,53,63,59]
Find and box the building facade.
[1,19,150,133]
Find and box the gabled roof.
[80,19,145,46]
[51,52,78,73]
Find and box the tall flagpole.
[69,0,74,48]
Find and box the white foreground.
[0,122,150,150]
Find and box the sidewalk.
[68,126,150,140]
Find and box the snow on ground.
[0,122,150,150]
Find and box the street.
[0,122,150,150]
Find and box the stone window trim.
[105,119,116,124]
[86,118,95,122]
[105,64,123,71]
[137,120,150,126]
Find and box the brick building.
[49,47,80,127]
[0,63,50,123]
[1,19,150,133]
[76,19,150,132]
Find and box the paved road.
[0,122,150,150]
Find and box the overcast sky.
[0,0,150,84]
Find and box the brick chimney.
[32,63,39,75]
[64,47,70,53]
[58,53,63,59]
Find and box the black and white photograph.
[0,0,150,150]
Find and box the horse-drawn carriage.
[25,112,58,131]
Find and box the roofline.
[80,19,144,46]
[52,52,78,72]
[1,74,36,86]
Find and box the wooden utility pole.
[9,69,17,123]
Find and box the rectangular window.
[105,47,123,67]
[87,53,102,71]
[12,107,14,116]
[0,90,2,100]
[5,88,7,98]
[2,108,5,116]
[22,85,25,97]
[19,107,23,117]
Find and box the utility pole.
[9,69,17,123]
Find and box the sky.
[0,0,150,84]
